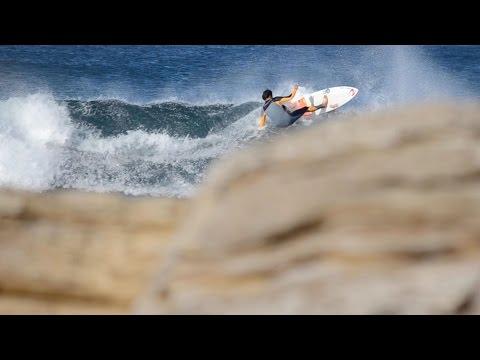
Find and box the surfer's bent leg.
[283,107,309,126]
[289,107,310,117]
[282,96,329,127]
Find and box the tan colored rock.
[0,190,186,314]
[136,103,480,314]
[0,294,125,315]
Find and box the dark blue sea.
[1,45,479,197]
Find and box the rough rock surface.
[0,190,186,314]
[136,103,480,314]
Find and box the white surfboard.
[287,86,358,118]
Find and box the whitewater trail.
[0,93,264,197]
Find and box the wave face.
[0,94,263,197]
[65,100,260,138]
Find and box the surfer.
[258,84,331,129]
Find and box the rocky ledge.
[0,190,187,314]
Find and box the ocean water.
[1,45,479,197]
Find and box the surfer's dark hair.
[262,89,273,100]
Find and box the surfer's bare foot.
[330,103,339,109]
[307,95,330,112]
[311,95,328,111]
[322,95,328,107]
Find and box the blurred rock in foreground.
[136,103,480,314]
[0,190,186,314]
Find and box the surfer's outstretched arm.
[276,84,299,104]
[258,114,267,129]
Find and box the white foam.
[0,93,73,190]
